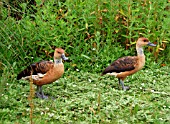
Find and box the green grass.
[0,66,170,123]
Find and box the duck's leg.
[36,86,48,99]
[118,78,130,91]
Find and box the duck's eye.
[143,40,147,42]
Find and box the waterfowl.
[101,37,156,90]
[17,48,68,99]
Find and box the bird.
[101,37,156,90]
[17,48,68,99]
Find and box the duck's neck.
[54,58,62,64]
[136,45,146,69]
[136,46,144,56]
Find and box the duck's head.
[136,37,156,47]
[54,48,68,60]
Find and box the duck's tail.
[17,64,37,80]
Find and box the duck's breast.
[34,63,64,85]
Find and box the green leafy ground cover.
[0,67,170,123]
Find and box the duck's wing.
[102,56,138,75]
[17,60,54,80]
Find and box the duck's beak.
[147,42,156,47]
[61,53,69,61]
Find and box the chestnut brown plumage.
[17,48,68,99]
[17,61,54,80]
[102,37,156,90]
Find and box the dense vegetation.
[0,0,170,123]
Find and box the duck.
[101,37,156,90]
[17,48,68,99]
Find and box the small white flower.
[92,48,96,51]
[48,113,54,117]
[45,107,49,111]
[88,79,92,82]
[76,69,79,71]
[151,90,154,92]
[5,96,8,99]
[41,112,44,115]
[159,118,163,120]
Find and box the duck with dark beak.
[17,48,68,99]
[102,37,156,90]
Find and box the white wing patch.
[21,73,46,80]
[106,72,122,77]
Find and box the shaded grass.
[0,66,170,123]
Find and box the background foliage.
[0,0,170,123]
[0,0,170,74]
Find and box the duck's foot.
[118,78,130,91]
[35,92,48,99]
[122,86,130,91]
[36,86,48,99]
